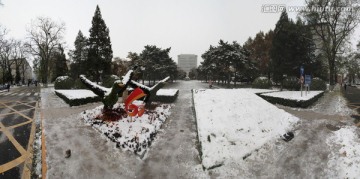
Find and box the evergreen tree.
[51,45,68,82]
[138,45,177,85]
[69,30,88,79]
[270,11,292,84]
[270,11,317,86]
[87,5,113,81]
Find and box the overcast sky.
[0,0,359,65]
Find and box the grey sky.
[0,0,359,65]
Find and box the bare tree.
[0,39,15,84]
[11,40,28,84]
[302,0,360,85]
[25,17,65,86]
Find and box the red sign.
[125,87,146,117]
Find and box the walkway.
[342,85,360,125]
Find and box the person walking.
[344,83,347,91]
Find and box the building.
[177,54,197,77]
[10,58,33,84]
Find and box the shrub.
[54,76,73,89]
[252,77,271,89]
[258,91,324,108]
[55,91,101,106]
[154,89,179,102]
[283,76,300,91]
[310,78,326,90]
[102,75,121,88]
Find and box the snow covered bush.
[252,77,271,89]
[154,89,179,102]
[310,78,327,90]
[283,76,300,91]
[102,75,121,88]
[55,90,101,106]
[54,76,73,89]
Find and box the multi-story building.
[177,54,197,77]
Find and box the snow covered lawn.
[55,90,101,106]
[80,102,171,158]
[259,91,324,108]
[326,126,360,178]
[192,89,299,169]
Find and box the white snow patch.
[156,89,179,96]
[261,91,323,101]
[55,76,69,81]
[326,126,360,178]
[55,90,98,100]
[193,89,299,169]
[243,88,278,94]
[80,102,171,155]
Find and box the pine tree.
[70,30,88,79]
[270,11,292,84]
[51,45,68,82]
[87,5,113,81]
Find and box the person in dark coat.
[344,83,347,91]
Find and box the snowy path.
[41,81,209,178]
[138,81,208,178]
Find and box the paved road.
[342,85,360,124]
[0,86,40,179]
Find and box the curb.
[41,110,47,179]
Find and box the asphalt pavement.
[342,85,360,124]
[0,85,40,179]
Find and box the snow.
[259,76,268,80]
[156,89,179,96]
[193,89,299,169]
[261,90,324,101]
[79,75,111,95]
[243,88,278,94]
[55,76,69,81]
[55,89,98,100]
[80,102,171,156]
[122,70,133,84]
[326,126,360,178]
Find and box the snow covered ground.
[261,90,323,101]
[326,126,360,178]
[192,89,299,169]
[81,102,171,157]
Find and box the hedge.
[153,89,179,103]
[258,91,324,108]
[55,91,101,106]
